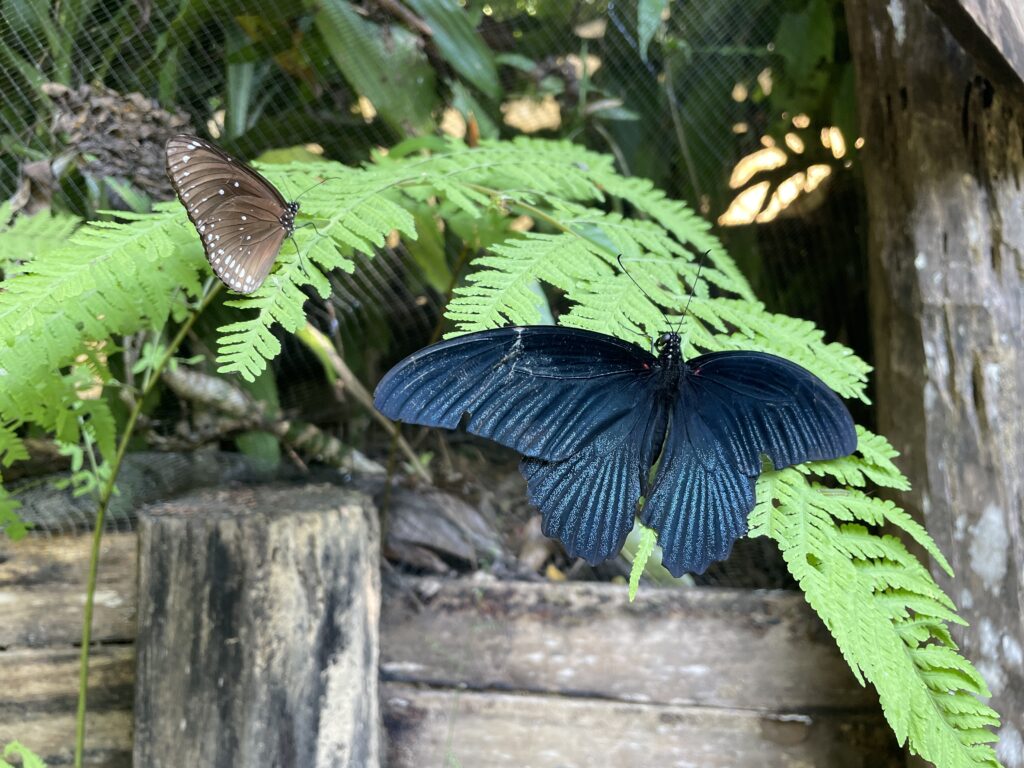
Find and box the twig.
[295,323,431,483]
[372,0,433,37]
[160,366,381,473]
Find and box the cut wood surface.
[0,646,133,767]
[926,0,1024,86]
[0,533,136,647]
[382,684,901,768]
[3,497,898,766]
[133,484,381,768]
[381,576,876,711]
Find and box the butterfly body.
[165,134,298,293]
[374,325,857,576]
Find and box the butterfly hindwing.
[521,386,667,565]
[641,350,857,575]
[374,326,660,462]
[165,134,294,293]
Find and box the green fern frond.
[0,421,28,468]
[212,163,417,380]
[752,469,1001,768]
[447,233,611,332]
[801,426,911,490]
[0,206,81,275]
[0,487,27,539]
[0,210,204,434]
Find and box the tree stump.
[133,484,380,768]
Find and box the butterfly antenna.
[294,177,329,202]
[291,235,312,281]
[616,254,657,304]
[674,249,710,334]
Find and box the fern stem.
[74,284,222,768]
[462,183,572,234]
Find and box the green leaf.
[0,208,80,274]
[406,0,500,99]
[495,53,536,73]
[774,0,834,84]
[315,0,437,134]
[449,80,501,139]
[225,23,258,140]
[406,210,451,294]
[627,523,657,601]
[0,489,29,540]
[637,0,669,63]
[2,740,47,768]
[751,470,1002,768]
[103,178,151,214]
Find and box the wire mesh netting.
[1,0,866,588]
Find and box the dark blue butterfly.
[373,326,857,575]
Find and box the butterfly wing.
[375,325,668,565]
[521,391,667,565]
[374,326,660,461]
[641,351,857,576]
[165,135,291,293]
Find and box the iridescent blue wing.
[374,326,659,462]
[521,391,667,565]
[642,351,857,576]
[374,325,668,565]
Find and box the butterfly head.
[281,201,299,235]
[654,331,682,363]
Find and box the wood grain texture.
[0,533,137,647]
[925,0,1024,86]
[382,684,901,768]
[0,646,133,767]
[381,576,876,711]
[133,485,380,768]
[846,1,1024,764]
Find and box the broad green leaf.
[637,0,669,62]
[406,0,501,99]
[406,210,451,294]
[315,0,437,135]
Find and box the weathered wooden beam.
[133,485,381,768]
[846,0,1024,762]
[381,577,876,711]
[924,0,1024,87]
[0,533,136,648]
[0,646,133,767]
[382,684,901,768]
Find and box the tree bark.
[846,0,1024,763]
[133,484,380,768]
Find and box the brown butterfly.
[165,134,298,293]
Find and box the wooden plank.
[0,646,133,767]
[0,533,137,648]
[847,0,1024,755]
[382,684,901,768]
[925,0,1024,87]
[133,485,381,768]
[381,577,876,712]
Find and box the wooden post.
[133,484,380,768]
[846,0,1024,762]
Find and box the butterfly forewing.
[165,134,296,293]
[374,326,659,462]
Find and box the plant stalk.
[74,285,221,767]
